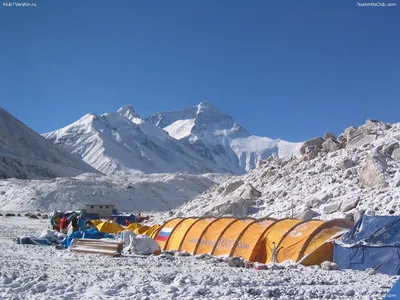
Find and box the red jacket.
[60,216,68,229]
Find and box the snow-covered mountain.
[165,120,400,223]
[44,105,230,175]
[0,107,97,179]
[147,102,302,173]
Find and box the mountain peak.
[117,105,140,120]
[197,101,215,109]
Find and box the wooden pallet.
[69,238,124,257]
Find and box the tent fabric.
[277,219,353,265]
[212,219,254,257]
[232,220,276,262]
[96,221,124,234]
[195,218,237,255]
[338,215,400,246]
[90,219,103,226]
[165,218,197,250]
[144,224,160,237]
[126,223,141,231]
[133,225,150,235]
[155,218,184,250]
[155,217,352,265]
[277,220,324,263]
[263,219,303,263]
[334,216,400,275]
[334,244,400,275]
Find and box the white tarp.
[122,230,160,255]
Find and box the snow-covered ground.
[0,217,397,299]
[0,173,216,212]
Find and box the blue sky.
[0,0,398,141]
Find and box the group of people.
[50,212,97,234]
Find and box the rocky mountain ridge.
[0,107,97,179]
[167,119,400,222]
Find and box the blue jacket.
[77,217,87,229]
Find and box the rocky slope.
[167,120,400,222]
[0,107,97,179]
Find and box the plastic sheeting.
[334,244,400,275]
[334,216,400,275]
[122,231,160,255]
[17,230,66,246]
[338,215,400,246]
[62,229,115,248]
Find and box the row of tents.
[92,219,160,237]
[152,217,353,266]
[93,215,400,275]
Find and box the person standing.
[77,214,87,230]
[51,211,61,232]
[60,215,68,234]
[71,214,79,232]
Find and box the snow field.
[0,217,397,299]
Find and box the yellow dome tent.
[133,225,150,235]
[126,223,141,231]
[97,221,124,234]
[144,224,161,237]
[90,219,103,226]
[154,217,353,265]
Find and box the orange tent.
[154,217,353,265]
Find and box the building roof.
[85,204,116,207]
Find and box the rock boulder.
[392,148,400,161]
[298,209,319,221]
[239,184,262,199]
[382,142,399,157]
[304,145,320,160]
[359,156,388,189]
[300,137,325,155]
[341,197,360,212]
[322,139,342,152]
[338,158,355,170]
[206,197,253,217]
[223,181,245,195]
[322,202,341,214]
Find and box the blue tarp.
[339,215,400,246]
[109,214,136,225]
[334,216,400,275]
[17,230,65,246]
[62,229,115,248]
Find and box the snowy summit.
[44,102,301,175]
